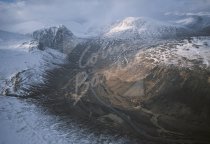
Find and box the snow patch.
[0,38,66,96]
[135,36,210,69]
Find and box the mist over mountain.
[1,0,210,35]
[0,30,28,41]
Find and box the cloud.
[165,11,210,16]
[0,0,210,35]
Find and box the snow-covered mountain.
[33,25,79,53]
[103,16,210,40]
[104,17,190,40]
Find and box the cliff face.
[32,25,77,53]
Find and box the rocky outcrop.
[32,25,77,53]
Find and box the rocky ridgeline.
[103,16,210,40]
[32,25,77,53]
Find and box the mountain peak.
[33,25,74,39]
[105,17,147,34]
[103,17,184,40]
[32,25,76,52]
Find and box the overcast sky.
[0,0,210,35]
